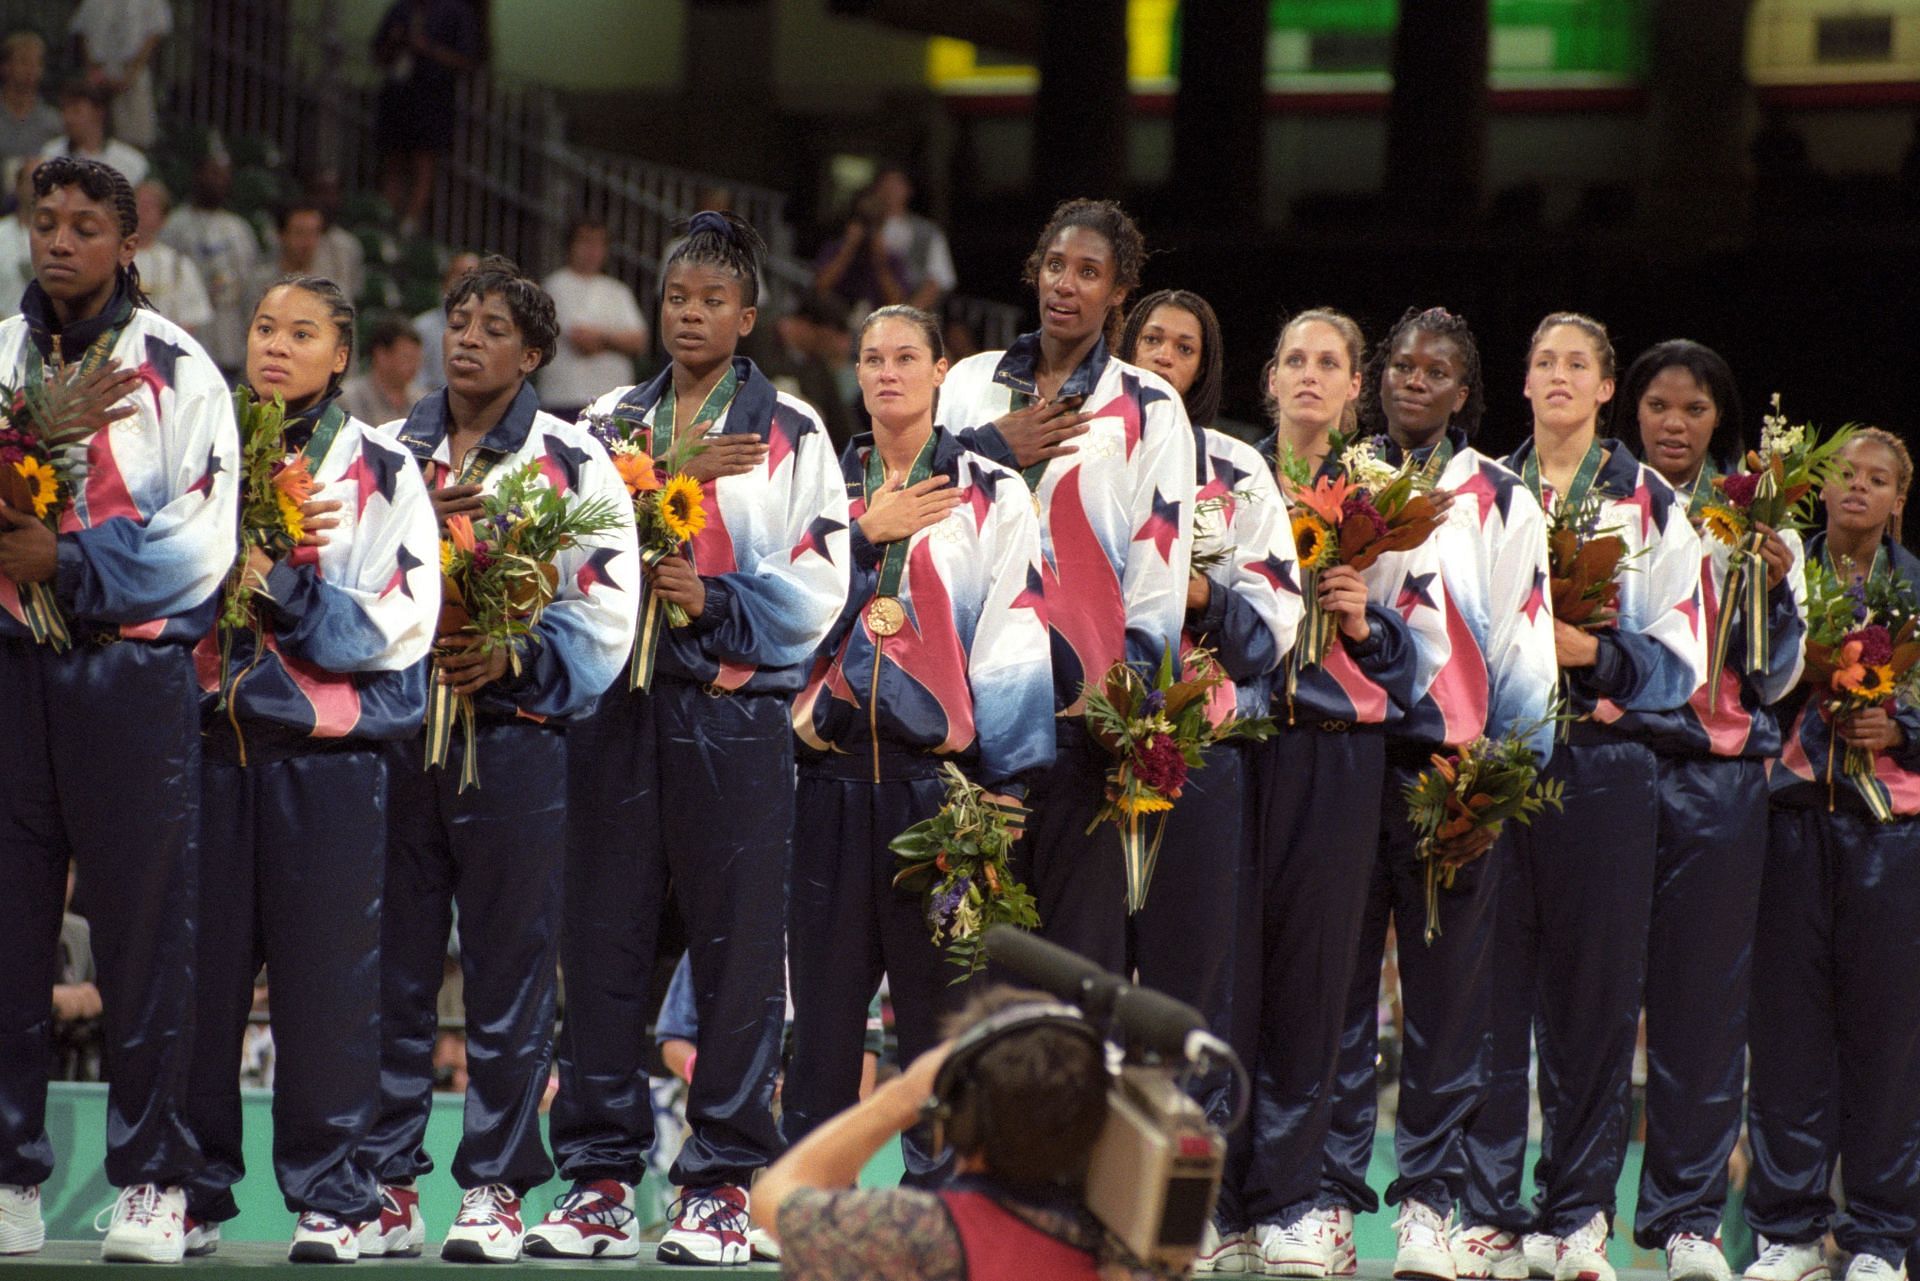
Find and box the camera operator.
[810,183,909,321]
[754,988,1161,1280]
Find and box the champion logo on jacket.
[192,404,441,744]
[0,283,239,644]
[794,427,1053,792]
[589,357,850,697]
[390,381,638,724]
[939,333,1195,715]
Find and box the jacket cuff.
[849,521,885,572]
[693,579,732,636]
[1586,630,1627,695]
[52,535,87,611]
[1188,574,1225,635]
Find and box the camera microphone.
[982,925,1208,1062]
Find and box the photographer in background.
[755,989,1160,1280]
[811,183,908,323]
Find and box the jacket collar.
[990,330,1109,402]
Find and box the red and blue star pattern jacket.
[940,334,1194,716]
[1186,426,1301,724]
[588,358,850,696]
[192,403,441,745]
[1376,430,1558,761]
[1618,478,1806,759]
[793,428,1054,795]
[1772,532,1920,816]
[1504,439,1706,732]
[389,382,638,723]
[0,292,238,644]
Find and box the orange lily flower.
[614,451,662,494]
[447,512,476,555]
[1832,638,1867,693]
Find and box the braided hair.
[31,155,150,309]
[1361,305,1486,440]
[663,209,768,307]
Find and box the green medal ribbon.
[1520,436,1607,514]
[863,433,939,610]
[630,370,738,693]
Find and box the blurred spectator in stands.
[160,149,259,377]
[132,179,211,337]
[52,865,103,1082]
[0,161,33,316]
[371,0,484,238]
[68,0,171,149]
[413,247,479,390]
[339,312,426,427]
[0,32,61,179]
[246,199,324,310]
[40,79,148,187]
[762,291,856,451]
[871,166,955,311]
[942,316,981,364]
[539,214,648,419]
[303,166,365,301]
[812,182,907,322]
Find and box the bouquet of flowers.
[1801,554,1920,821]
[0,393,76,650]
[890,763,1037,980]
[1694,396,1856,691]
[585,411,708,691]
[429,459,625,791]
[1546,490,1631,630]
[1282,440,1449,668]
[1404,722,1565,944]
[1082,647,1274,912]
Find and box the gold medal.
[866,596,906,637]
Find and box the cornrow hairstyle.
[1528,310,1617,381]
[255,274,356,399]
[444,254,560,371]
[1118,288,1224,429]
[1608,339,1745,471]
[859,303,945,363]
[664,209,768,307]
[1842,427,1914,545]
[1262,306,1366,436]
[1361,305,1487,440]
[1021,198,1147,347]
[32,154,149,309]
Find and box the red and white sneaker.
[1326,1205,1358,1276]
[0,1184,44,1255]
[1555,1212,1616,1281]
[1194,1221,1257,1273]
[1454,1224,1531,1280]
[522,1180,640,1259]
[356,1183,425,1258]
[289,1212,360,1263]
[1259,1210,1340,1277]
[657,1185,750,1266]
[441,1184,524,1264]
[98,1184,188,1263]
[184,1214,221,1257]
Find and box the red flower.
[1131,733,1189,795]
[1719,470,1760,507]
[1341,492,1390,542]
[1845,624,1894,668]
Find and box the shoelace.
[1397,1205,1449,1246]
[670,1191,746,1234]
[299,1213,345,1232]
[553,1185,630,1228]
[94,1185,163,1233]
[456,1184,515,1226]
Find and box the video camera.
[970,926,1246,1275]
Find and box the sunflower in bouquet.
[1693,396,1855,690]
[891,763,1037,980]
[1082,647,1273,913]
[585,411,709,690]
[428,459,625,790]
[1801,555,1920,821]
[1281,439,1449,668]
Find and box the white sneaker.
[440,1184,524,1264]
[657,1184,750,1265]
[1396,1201,1458,1280]
[1260,1211,1339,1277]
[1454,1225,1530,1281]
[98,1184,189,1263]
[1555,1213,1615,1281]
[1844,1255,1907,1281]
[1527,1233,1561,1278]
[356,1183,424,1258]
[748,1225,781,1262]
[1746,1238,1831,1281]
[1195,1221,1257,1273]
[289,1212,360,1263]
[1326,1205,1358,1276]
[0,1184,44,1255]
[184,1215,220,1258]
[522,1179,640,1259]
[1668,1233,1734,1281]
